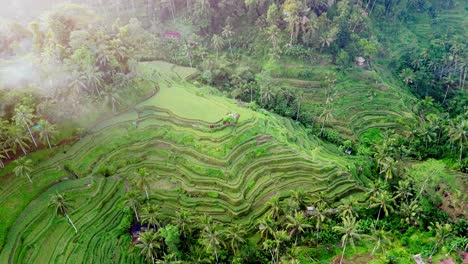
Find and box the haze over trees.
[0,0,466,263]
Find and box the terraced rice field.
[274,66,417,139]
[0,61,365,263]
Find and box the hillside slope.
[0,61,367,263]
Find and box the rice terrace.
[0,0,467,263]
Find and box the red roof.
[164,31,181,37]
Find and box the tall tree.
[14,104,37,148]
[134,168,154,200]
[368,189,395,230]
[221,24,234,56]
[125,191,141,222]
[283,0,302,45]
[199,223,223,263]
[137,230,161,264]
[448,119,467,163]
[225,224,246,255]
[141,204,160,230]
[13,157,34,183]
[211,34,224,60]
[37,119,57,149]
[333,216,364,264]
[7,125,31,155]
[49,192,78,233]
[285,211,311,244]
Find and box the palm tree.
[338,199,358,219]
[319,104,334,136]
[319,27,338,50]
[395,180,413,202]
[13,157,34,183]
[311,200,328,242]
[225,224,246,255]
[285,210,311,244]
[125,191,141,222]
[291,190,307,210]
[260,85,276,106]
[137,230,161,264]
[49,192,78,233]
[102,85,122,113]
[399,201,420,225]
[295,91,304,121]
[258,216,276,241]
[37,119,57,149]
[14,104,37,147]
[174,210,193,239]
[7,125,31,155]
[448,119,467,163]
[134,168,154,200]
[199,223,224,263]
[267,24,281,51]
[370,229,391,255]
[267,196,283,220]
[399,68,416,85]
[429,222,452,259]
[141,204,160,230]
[368,189,395,230]
[333,216,364,264]
[83,66,103,97]
[211,34,224,60]
[222,24,234,56]
[379,156,398,182]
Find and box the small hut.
[163,31,181,39]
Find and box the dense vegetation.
[0,0,466,263]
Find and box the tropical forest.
[0,0,466,263]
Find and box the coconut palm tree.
[222,24,234,56]
[395,179,413,202]
[295,90,304,121]
[83,66,103,97]
[211,34,224,60]
[174,210,193,239]
[125,191,141,222]
[225,224,246,255]
[199,223,224,263]
[333,216,365,264]
[399,68,416,85]
[368,189,395,230]
[429,222,452,259]
[137,230,161,264]
[311,200,328,242]
[260,85,277,106]
[267,196,283,220]
[7,125,31,155]
[134,168,154,200]
[102,85,122,113]
[141,204,160,230]
[285,210,311,244]
[37,119,57,149]
[49,192,78,233]
[338,198,358,219]
[370,229,391,255]
[399,201,420,225]
[13,157,34,183]
[319,104,334,136]
[448,119,467,163]
[267,24,281,51]
[258,216,276,241]
[14,104,37,147]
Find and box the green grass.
[0,60,368,262]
